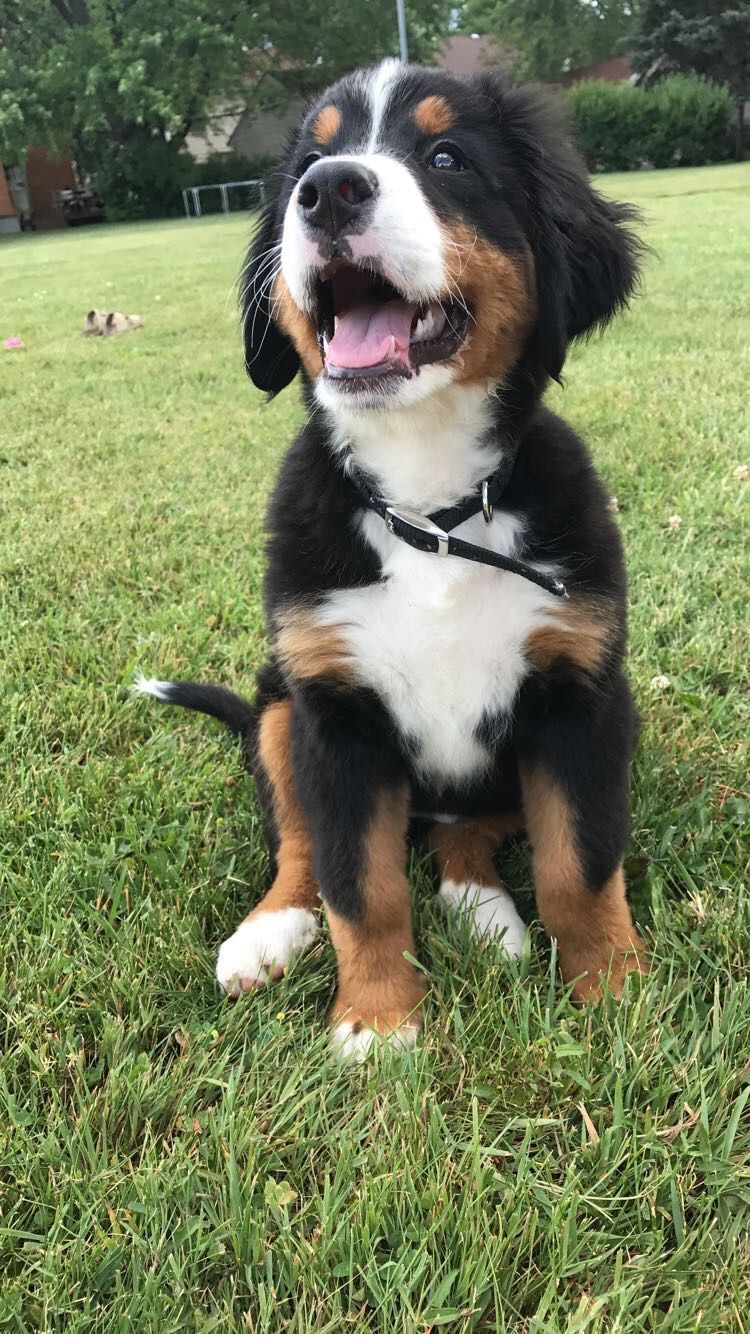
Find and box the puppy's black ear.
[478,78,643,381]
[241,181,300,395]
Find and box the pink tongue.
[326,300,415,370]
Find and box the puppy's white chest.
[317,510,557,784]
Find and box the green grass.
[1,161,749,1331]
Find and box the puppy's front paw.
[439,879,527,957]
[330,1014,420,1062]
[216,908,319,997]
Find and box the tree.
[631,0,750,157]
[459,0,637,83]
[0,0,451,217]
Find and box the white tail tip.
[131,672,175,702]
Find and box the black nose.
[297,160,378,238]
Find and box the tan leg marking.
[329,786,424,1055]
[253,700,318,915]
[216,700,319,995]
[429,812,527,954]
[428,811,524,886]
[521,765,647,1000]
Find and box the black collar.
[343,447,568,600]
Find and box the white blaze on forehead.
[365,59,403,152]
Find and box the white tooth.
[418,309,437,341]
[334,315,339,330]
[413,317,425,340]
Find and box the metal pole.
[396,0,408,62]
[182,188,190,220]
[220,184,228,215]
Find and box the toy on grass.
[82,309,144,336]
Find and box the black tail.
[133,675,256,739]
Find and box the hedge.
[568,75,734,173]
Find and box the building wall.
[185,101,244,162]
[561,56,632,87]
[26,147,76,228]
[0,168,20,233]
[230,101,305,162]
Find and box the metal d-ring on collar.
[342,450,568,599]
[481,479,493,524]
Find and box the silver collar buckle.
[385,506,450,557]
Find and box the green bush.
[567,81,647,172]
[92,144,277,221]
[568,75,733,173]
[645,76,734,168]
[93,134,194,221]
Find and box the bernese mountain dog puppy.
[138,60,648,1058]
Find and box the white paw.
[330,1020,420,1063]
[439,879,527,958]
[216,908,319,996]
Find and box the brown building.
[0,167,17,233]
[560,55,632,87]
[1,148,77,232]
[438,33,508,78]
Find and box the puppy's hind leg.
[429,811,527,957]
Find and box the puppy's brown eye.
[430,146,463,172]
[298,151,322,177]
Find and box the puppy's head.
[242,62,641,412]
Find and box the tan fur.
[242,701,318,923]
[273,272,323,379]
[521,764,647,999]
[312,104,342,145]
[441,221,535,388]
[414,95,455,136]
[275,606,354,685]
[525,600,613,676]
[329,786,425,1035]
[429,811,524,888]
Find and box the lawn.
[1,161,749,1331]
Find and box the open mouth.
[313,262,470,390]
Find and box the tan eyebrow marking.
[413,95,455,136]
[312,104,342,145]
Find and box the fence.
[181,178,265,219]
